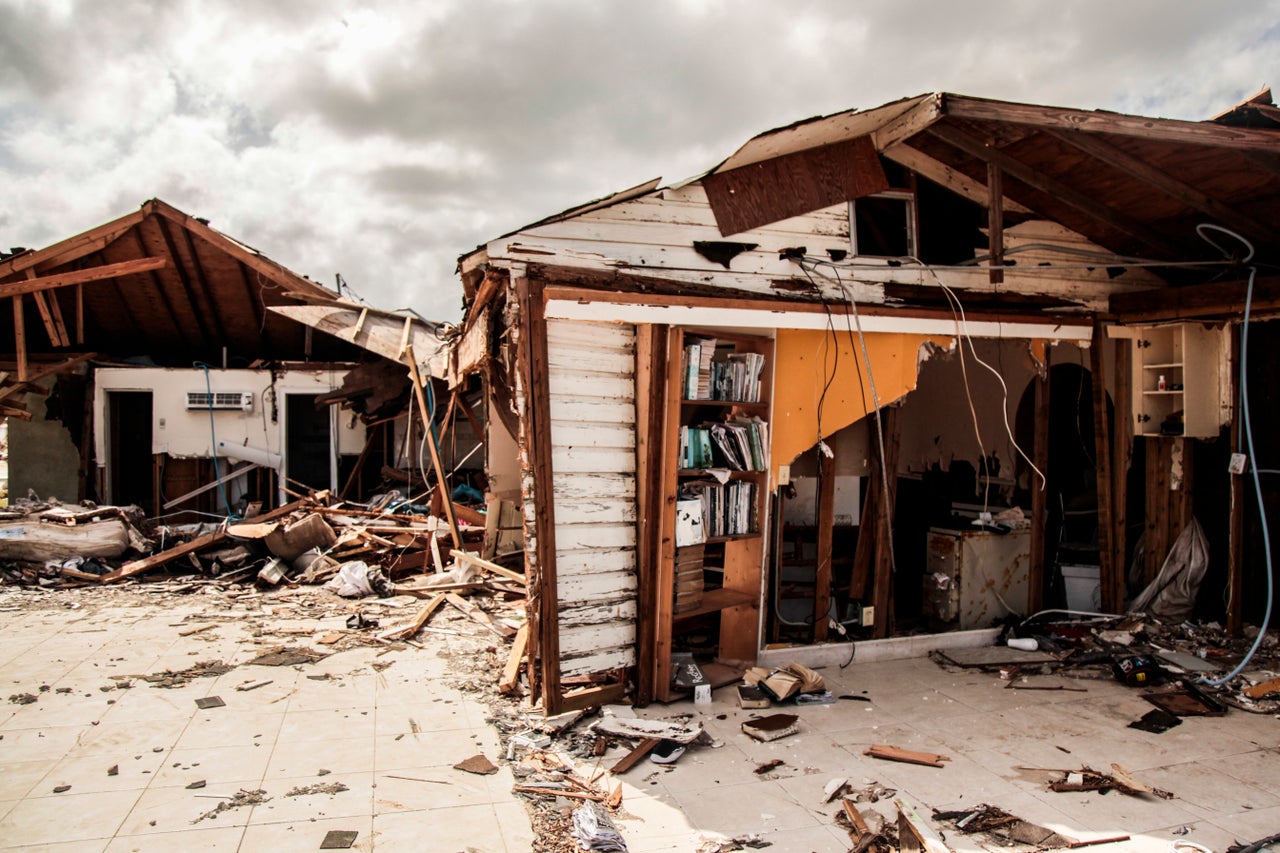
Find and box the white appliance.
[923,526,1031,629]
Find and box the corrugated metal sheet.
[546,318,638,677]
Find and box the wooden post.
[1027,348,1051,614]
[1111,340,1133,601]
[1090,322,1119,612]
[987,163,1004,285]
[13,295,27,382]
[871,407,901,639]
[513,272,562,711]
[1145,438,1172,584]
[1228,328,1245,635]
[405,345,462,549]
[633,324,667,706]
[814,448,835,641]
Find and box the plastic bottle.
[1157,375,1167,391]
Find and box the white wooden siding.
[546,318,639,677]
[490,183,1155,310]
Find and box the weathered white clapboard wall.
[545,318,639,677]
[488,183,1153,309]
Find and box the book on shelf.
[682,419,769,472]
[680,479,758,538]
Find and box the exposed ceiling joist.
[881,143,1033,214]
[946,95,1280,152]
[1111,275,1280,322]
[927,123,1182,258]
[0,256,168,296]
[0,213,145,279]
[1042,128,1280,245]
[155,216,215,349]
[869,94,945,152]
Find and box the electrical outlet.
[861,606,875,626]
[777,464,790,486]
[1229,453,1247,475]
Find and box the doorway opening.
[107,391,154,515]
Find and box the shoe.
[649,740,686,764]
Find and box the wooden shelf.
[681,399,768,409]
[672,587,756,621]
[703,532,762,544]
[677,469,767,479]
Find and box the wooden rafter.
[178,223,228,343]
[945,94,1280,152]
[234,260,268,349]
[927,122,1183,258]
[0,256,167,297]
[881,143,1033,214]
[130,230,186,337]
[0,352,97,401]
[1042,128,1280,245]
[0,211,144,279]
[12,296,26,382]
[988,162,1004,284]
[155,216,215,348]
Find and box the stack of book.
[679,418,769,471]
[682,480,758,538]
[684,338,766,403]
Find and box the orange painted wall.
[770,328,950,477]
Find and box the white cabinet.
[923,527,1031,629]
[1130,323,1228,439]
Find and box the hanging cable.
[1196,224,1271,688]
[193,362,236,520]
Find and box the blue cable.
[1194,225,1272,687]
[194,362,236,520]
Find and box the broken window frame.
[849,190,918,260]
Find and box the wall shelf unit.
[652,328,773,702]
[1129,323,1227,438]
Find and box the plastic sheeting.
[1130,518,1209,621]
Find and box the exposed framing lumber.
[945,94,1280,152]
[406,345,462,549]
[1042,128,1280,245]
[514,270,564,711]
[130,230,187,336]
[161,462,260,510]
[871,406,901,638]
[177,222,228,343]
[1090,323,1119,612]
[1027,350,1050,614]
[156,216,216,348]
[882,143,1033,214]
[987,162,1005,285]
[558,681,627,714]
[0,257,168,297]
[0,212,144,279]
[499,622,529,695]
[1111,340,1133,599]
[814,448,835,642]
[609,737,660,774]
[1111,276,1280,323]
[633,323,666,707]
[0,403,31,421]
[870,94,945,152]
[234,260,268,350]
[0,350,95,399]
[1228,328,1245,635]
[927,123,1181,258]
[12,296,27,381]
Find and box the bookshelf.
[653,328,773,701]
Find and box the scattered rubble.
[193,788,270,824]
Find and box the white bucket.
[1061,564,1101,611]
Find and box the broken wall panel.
[545,318,639,677]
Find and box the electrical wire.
[1198,224,1272,688]
[193,362,235,520]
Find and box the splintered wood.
[864,745,951,768]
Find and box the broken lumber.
[378,594,445,642]
[896,798,954,853]
[864,745,950,768]
[609,737,660,774]
[842,798,872,842]
[499,623,529,695]
[451,550,527,585]
[444,593,517,639]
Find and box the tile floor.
[0,586,1276,851]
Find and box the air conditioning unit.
[186,391,253,412]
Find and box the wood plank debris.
[499,622,529,695]
[864,745,951,768]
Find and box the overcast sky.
[1,1,1277,322]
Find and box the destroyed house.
[0,199,457,519]
[455,90,1280,713]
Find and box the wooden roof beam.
[0,211,145,279]
[0,352,97,402]
[1043,128,1280,245]
[0,257,168,297]
[881,143,1033,214]
[1110,274,1280,322]
[128,231,186,341]
[927,123,1183,258]
[945,94,1280,152]
[178,224,228,344]
[155,216,215,349]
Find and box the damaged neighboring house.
[454,89,1280,713]
[0,199,469,534]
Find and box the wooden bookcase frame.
[650,326,773,702]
